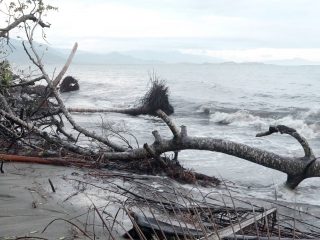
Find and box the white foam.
[210,110,267,129]
[210,110,320,139]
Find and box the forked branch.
[0,14,50,38]
[97,112,319,189]
[256,125,315,159]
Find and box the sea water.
[59,63,320,205]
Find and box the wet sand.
[0,163,108,239]
[2,162,320,239]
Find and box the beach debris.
[59,76,79,93]
[31,201,37,208]
[0,160,4,173]
[124,211,204,239]
[48,178,56,192]
[124,208,277,239]
[67,78,175,116]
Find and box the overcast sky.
[6,0,320,62]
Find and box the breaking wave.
[208,109,320,139]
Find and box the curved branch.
[156,109,180,138]
[0,14,50,38]
[100,126,318,189]
[256,125,315,159]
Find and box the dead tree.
[90,111,317,189]
[0,0,319,190]
[67,79,174,116]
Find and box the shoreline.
[1,162,320,239]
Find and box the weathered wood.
[0,14,50,38]
[67,107,143,115]
[125,208,276,239]
[0,154,87,166]
[256,125,315,159]
[0,109,96,156]
[256,125,316,188]
[98,123,319,189]
[223,235,311,240]
[200,208,277,240]
[125,212,205,238]
[156,109,180,138]
[67,79,174,117]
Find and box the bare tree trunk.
[67,107,147,115]
[98,111,318,189]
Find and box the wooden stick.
[200,208,277,240]
[0,154,85,166]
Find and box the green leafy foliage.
[0,60,13,89]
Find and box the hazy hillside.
[2,39,222,65]
[3,39,319,66]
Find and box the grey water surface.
[59,63,320,205]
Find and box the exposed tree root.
[68,78,174,116]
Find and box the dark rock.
[59,76,79,93]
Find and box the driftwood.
[68,79,174,116]
[124,212,204,239]
[90,111,319,189]
[0,14,50,38]
[0,154,89,166]
[124,208,276,239]
[201,208,277,240]
[223,236,311,240]
[1,6,319,190]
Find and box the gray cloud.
[43,0,320,61]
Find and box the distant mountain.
[264,58,320,66]
[3,39,224,65]
[3,39,320,66]
[2,39,157,65]
[3,39,66,64]
[72,51,161,64]
[124,50,223,64]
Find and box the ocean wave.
[300,108,320,122]
[211,110,265,127]
[208,109,320,139]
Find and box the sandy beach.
[0,163,111,239]
[2,162,320,239]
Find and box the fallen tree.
[67,78,174,116]
[0,0,319,190]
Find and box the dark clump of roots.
[59,76,80,93]
[139,78,174,116]
[107,157,220,187]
